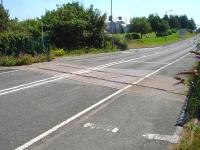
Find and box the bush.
[114,38,128,50]
[156,32,168,37]
[125,33,140,40]
[188,62,200,116]
[51,49,65,57]
[0,54,52,66]
[168,30,172,35]
[0,56,17,66]
[171,29,177,33]
[0,32,49,56]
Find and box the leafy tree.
[41,2,106,49]
[20,19,41,38]
[85,5,106,48]
[0,4,9,32]
[130,17,151,38]
[41,2,89,49]
[169,15,180,29]
[187,18,196,30]
[179,15,189,28]
[157,20,170,35]
[163,14,169,23]
[148,14,161,34]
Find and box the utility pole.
[41,22,45,51]
[1,0,3,5]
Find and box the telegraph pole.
[1,0,3,5]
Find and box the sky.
[3,0,200,26]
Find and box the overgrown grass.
[174,60,200,150]
[173,120,200,150]
[65,48,118,56]
[0,54,52,66]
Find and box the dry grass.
[173,120,200,150]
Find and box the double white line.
[15,52,192,150]
[0,45,195,97]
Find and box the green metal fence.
[0,36,50,56]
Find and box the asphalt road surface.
[0,37,198,150]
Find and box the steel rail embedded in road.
[0,45,193,97]
[15,52,191,150]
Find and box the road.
[0,38,198,150]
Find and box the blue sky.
[3,0,200,26]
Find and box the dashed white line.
[15,53,190,150]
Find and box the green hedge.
[125,33,140,40]
[0,32,49,56]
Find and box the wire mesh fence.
[0,36,50,56]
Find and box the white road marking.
[112,128,119,133]
[0,46,188,96]
[15,53,190,150]
[0,70,20,75]
[129,61,169,65]
[143,126,183,144]
[83,122,119,133]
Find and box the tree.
[163,14,169,23]
[41,2,106,49]
[20,19,41,38]
[148,14,161,34]
[0,4,9,32]
[187,18,196,30]
[148,14,169,36]
[169,15,180,29]
[157,20,170,35]
[85,5,106,48]
[130,17,151,38]
[179,15,189,28]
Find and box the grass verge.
[173,120,200,150]
[174,61,200,150]
[0,54,53,66]
[127,32,196,49]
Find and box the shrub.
[16,54,33,66]
[51,49,65,57]
[168,30,172,35]
[156,32,168,37]
[0,54,53,66]
[125,33,140,40]
[114,38,128,50]
[0,56,17,66]
[171,29,177,33]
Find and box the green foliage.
[125,33,140,40]
[20,19,41,38]
[51,49,65,57]
[169,15,180,29]
[0,54,51,66]
[188,62,200,116]
[0,32,48,56]
[0,4,9,32]
[148,14,161,34]
[41,2,106,50]
[157,20,170,36]
[179,15,196,30]
[114,36,128,50]
[174,121,200,150]
[130,17,151,38]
